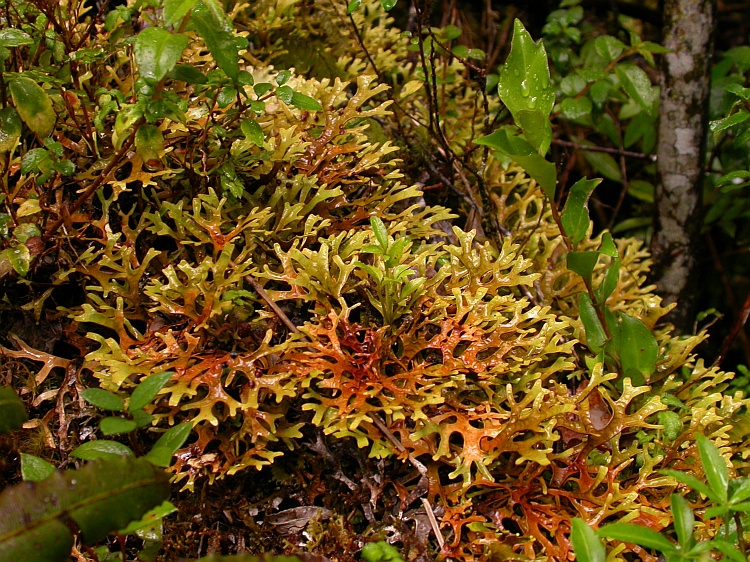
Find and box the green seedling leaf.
[276,85,293,104]
[81,388,125,412]
[130,371,173,412]
[561,177,602,244]
[559,96,593,121]
[474,128,557,198]
[0,107,23,152]
[70,440,134,460]
[275,70,291,86]
[0,456,169,560]
[134,28,189,86]
[595,257,620,305]
[0,386,27,433]
[20,453,56,482]
[144,422,193,467]
[290,91,323,111]
[192,0,240,83]
[615,63,658,114]
[597,522,678,554]
[9,77,56,138]
[607,313,658,381]
[241,119,264,146]
[498,20,555,155]
[100,416,138,435]
[570,519,605,562]
[567,251,599,287]
[370,216,389,250]
[696,433,728,502]
[162,0,198,27]
[670,494,695,548]
[579,293,607,353]
[0,28,34,48]
[119,500,177,534]
[594,36,625,62]
[657,411,682,441]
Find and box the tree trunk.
[651,0,715,332]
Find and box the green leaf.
[615,63,658,114]
[0,107,23,152]
[670,494,694,548]
[580,145,622,182]
[567,251,599,287]
[347,0,362,13]
[290,91,323,111]
[594,258,620,305]
[20,148,50,174]
[579,293,607,353]
[559,96,593,120]
[0,28,34,48]
[20,453,56,482]
[474,128,557,198]
[362,541,404,562]
[254,83,272,97]
[100,416,138,435]
[516,109,552,155]
[696,434,728,502]
[594,36,625,62]
[130,371,173,412]
[275,70,291,86]
[9,77,56,138]
[607,313,658,380]
[711,539,747,562]
[4,244,31,276]
[729,478,750,503]
[135,124,164,164]
[659,469,722,503]
[162,0,198,27]
[710,111,750,137]
[118,500,177,534]
[241,119,264,146]
[570,519,605,562]
[276,85,293,104]
[134,28,189,86]
[657,411,682,441]
[192,0,240,83]
[0,456,169,559]
[379,0,397,10]
[0,387,27,433]
[13,224,40,244]
[370,216,389,250]
[561,177,602,244]
[70,440,134,460]
[168,63,208,84]
[81,388,125,412]
[597,523,678,554]
[144,422,192,467]
[132,409,153,428]
[498,20,555,151]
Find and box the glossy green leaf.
[276,85,293,104]
[729,477,750,503]
[290,91,323,111]
[0,386,28,433]
[710,111,750,137]
[0,28,34,48]
[0,456,169,560]
[670,494,694,548]
[241,119,264,146]
[498,20,555,153]
[516,109,552,155]
[9,77,56,138]
[474,128,556,198]
[4,244,31,276]
[346,0,361,13]
[135,124,164,163]
[168,63,208,85]
[570,519,605,562]
[595,257,620,305]
[581,146,622,182]
[192,0,240,82]
[0,107,23,153]
[13,224,40,244]
[144,422,193,467]
[379,0,397,10]
[616,63,657,114]
[659,468,721,503]
[254,83,272,97]
[594,36,625,62]
[100,416,138,435]
[696,433,729,501]
[162,0,198,27]
[130,371,173,412]
[370,216,389,250]
[579,293,607,353]
[118,500,177,534]
[20,453,55,482]
[599,232,618,257]
[567,251,599,287]
[711,539,747,562]
[561,177,601,244]
[134,28,189,86]
[70,440,134,460]
[81,388,125,412]
[607,312,658,380]
[597,523,678,553]
[559,96,593,120]
[132,409,153,428]
[275,70,291,86]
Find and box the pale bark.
[651,0,715,332]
